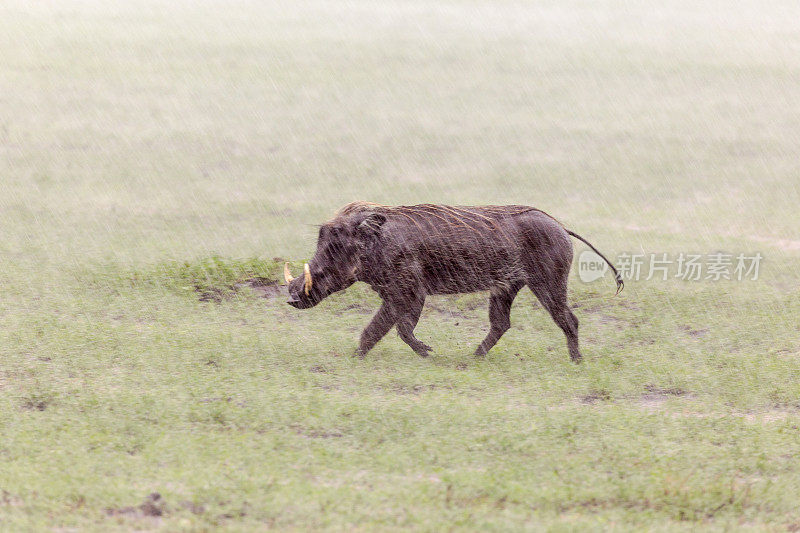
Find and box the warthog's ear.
[355,213,387,238]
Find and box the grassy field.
[2,0,800,530]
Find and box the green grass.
[2,0,800,530]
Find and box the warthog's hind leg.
[528,280,581,362]
[474,282,524,356]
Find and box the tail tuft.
[566,230,623,296]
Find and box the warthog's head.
[285,207,386,309]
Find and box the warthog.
[285,202,622,362]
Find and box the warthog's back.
[360,204,572,295]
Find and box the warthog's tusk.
[304,263,313,295]
[284,262,295,284]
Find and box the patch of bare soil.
[198,277,283,302]
[580,389,611,404]
[579,386,689,409]
[638,385,691,409]
[679,325,709,338]
[21,398,50,411]
[197,287,229,303]
[235,277,282,298]
[106,493,166,518]
[644,384,688,397]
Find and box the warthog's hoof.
[416,346,433,358]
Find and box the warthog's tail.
[566,230,624,295]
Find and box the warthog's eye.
[319,224,347,243]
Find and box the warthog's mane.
[331,201,562,233]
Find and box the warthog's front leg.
[354,292,432,358]
[355,301,400,357]
[395,294,432,357]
